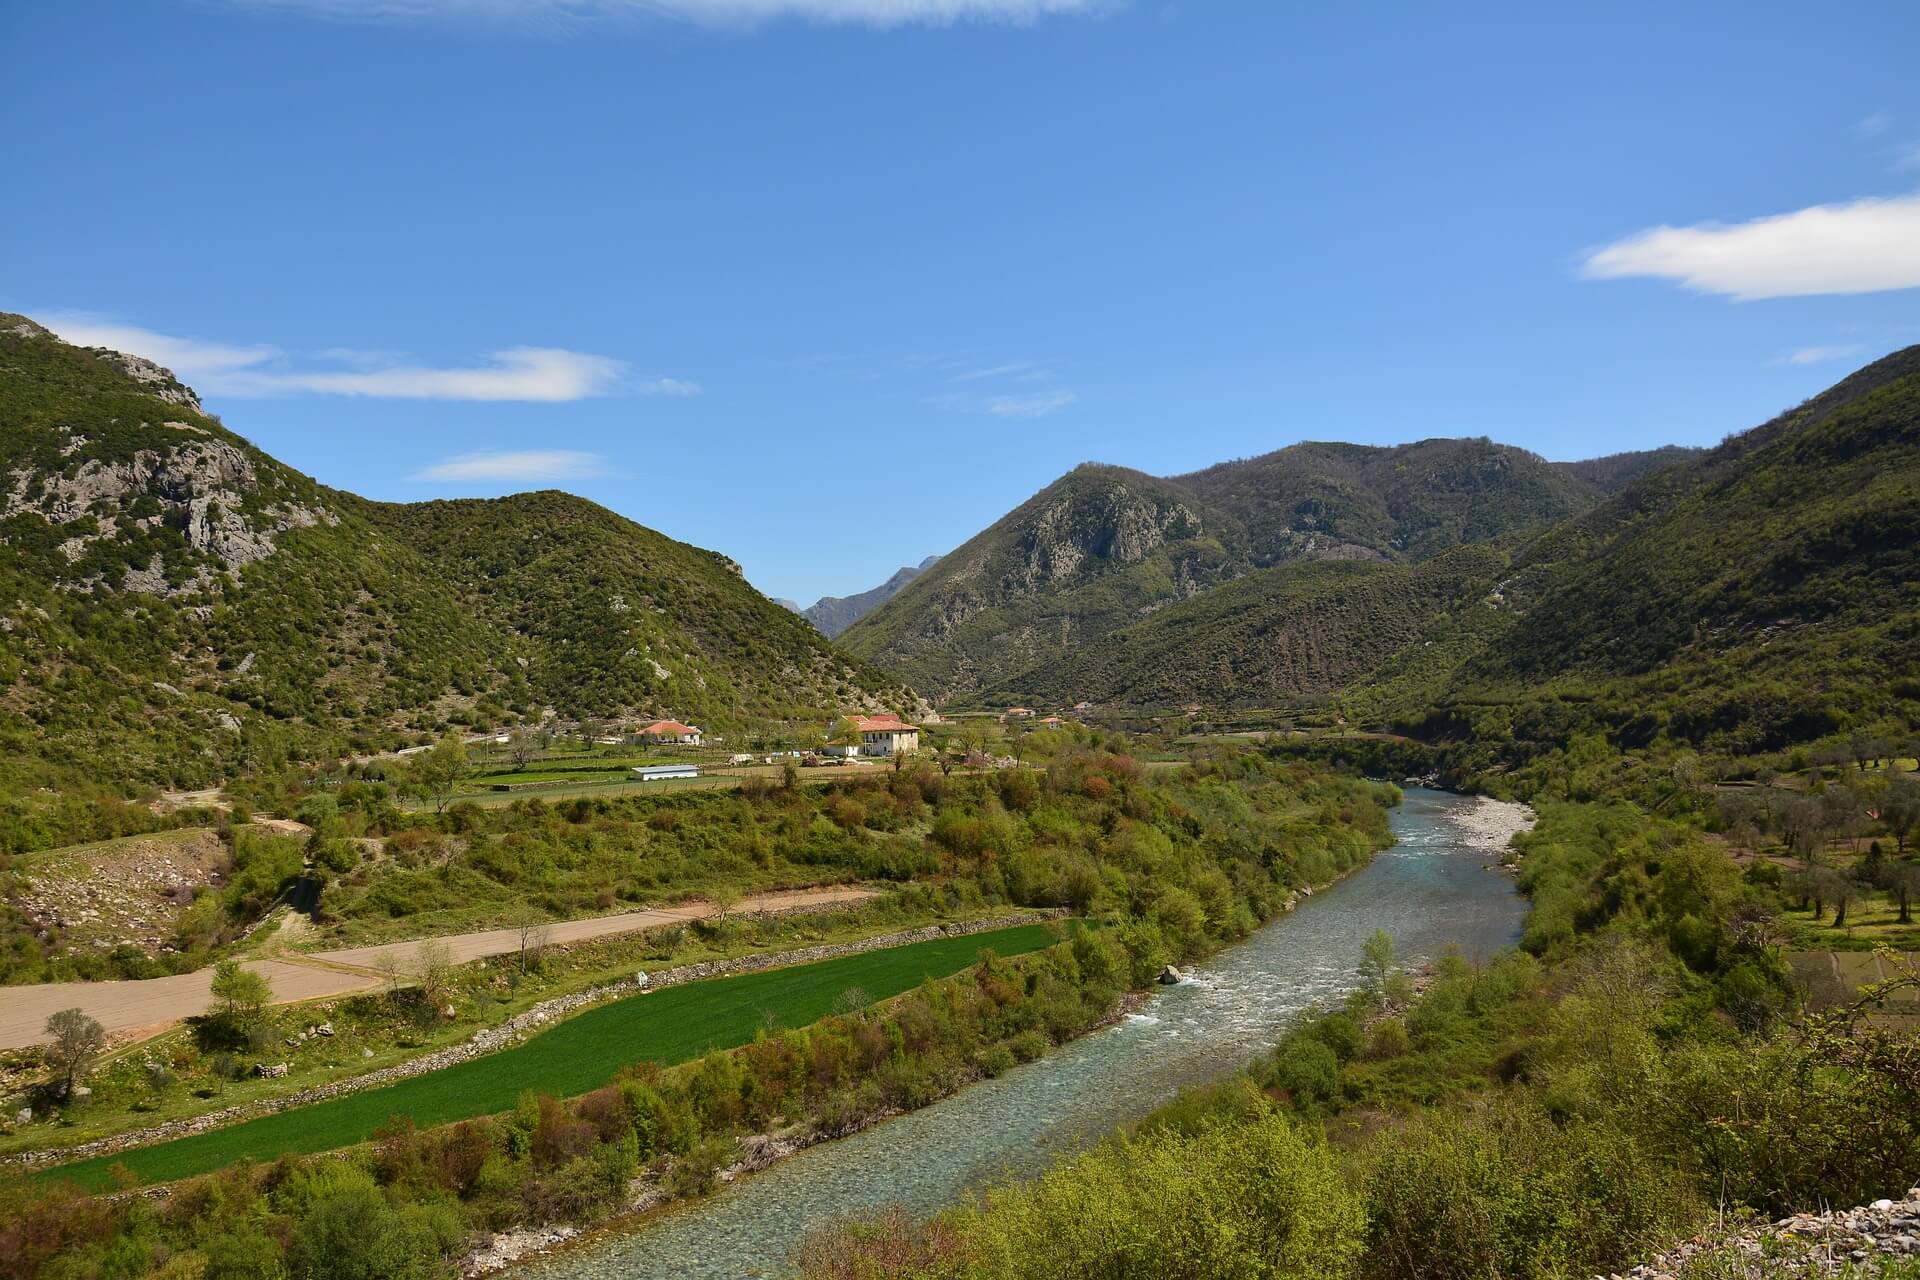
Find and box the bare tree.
[415,939,456,1011]
[516,914,552,975]
[43,1008,105,1100]
[508,730,539,772]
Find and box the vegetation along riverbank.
[2,750,1398,1277]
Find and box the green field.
[43,923,1066,1190]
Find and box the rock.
[362,1048,374,1058]
[441,1005,457,1020]
[635,970,650,988]
[256,1062,289,1079]
[69,1086,92,1105]
[315,1022,334,1037]
[15,1107,31,1125]
[1157,964,1184,985]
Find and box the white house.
[640,719,702,746]
[853,714,920,757]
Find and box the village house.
[639,719,703,746]
[1039,715,1064,729]
[853,713,920,757]
[1003,706,1035,722]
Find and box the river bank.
[508,787,1530,1280]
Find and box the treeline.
[796,802,1920,1279]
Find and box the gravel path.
[0,886,876,1050]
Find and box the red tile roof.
[641,720,700,736]
[852,714,918,733]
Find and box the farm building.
[640,719,703,745]
[1003,707,1035,721]
[633,764,699,781]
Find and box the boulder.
[315,1022,334,1037]
[256,1062,289,1079]
[70,1086,93,1105]
[1157,964,1184,985]
[16,1107,32,1125]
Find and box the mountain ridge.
[0,313,919,791]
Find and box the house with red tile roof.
[639,719,702,745]
[850,713,920,756]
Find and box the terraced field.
[41,921,1067,1189]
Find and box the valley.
[3,325,1917,1280]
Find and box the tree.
[828,716,863,750]
[709,883,743,922]
[516,914,552,975]
[414,939,455,1011]
[210,958,273,1030]
[42,1008,105,1099]
[1878,859,1920,926]
[508,730,539,772]
[409,735,468,815]
[1881,776,1920,855]
[1360,930,1396,993]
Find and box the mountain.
[1549,445,1704,494]
[1421,345,1920,753]
[985,544,1508,709]
[971,348,1920,761]
[837,464,1245,699]
[0,313,919,792]
[838,439,1612,702]
[800,555,940,637]
[1171,437,1599,566]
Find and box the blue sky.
[5,1,1919,605]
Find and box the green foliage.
[939,1111,1366,1280]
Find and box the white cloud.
[217,348,631,401]
[951,360,1038,382]
[42,315,280,375]
[1580,193,1920,300]
[39,313,676,402]
[1774,344,1866,366]
[224,0,1100,27]
[414,450,606,481]
[986,388,1076,417]
[1855,111,1892,137]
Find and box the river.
[522,786,1531,1280]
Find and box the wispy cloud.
[1579,193,1920,300]
[223,0,1102,28]
[414,450,606,482]
[986,388,1077,417]
[1855,111,1892,137]
[951,360,1038,382]
[40,313,684,402]
[1896,142,1920,172]
[1774,344,1866,366]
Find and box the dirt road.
[0,886,877,1051]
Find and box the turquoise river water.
[523,786,1529,1280]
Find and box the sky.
[4,1,1919,606]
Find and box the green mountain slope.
[837,464,1245,699]
[0,314,914,792]
[841,439,1616,702]
[1172,437,1596,565]
[1417,345,1920,754]
[985,544,1509,709]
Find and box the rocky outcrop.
[1609,1189,1920,1278]
[5,435,336,590]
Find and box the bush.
[948,1112,1364,1279]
